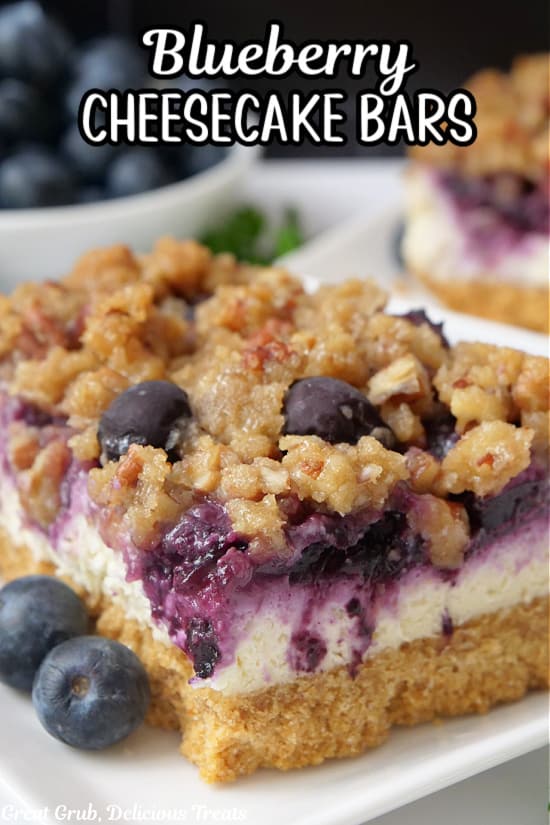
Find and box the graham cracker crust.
[410,268,549,333]
[1,528,548,783]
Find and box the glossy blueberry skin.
[65,35,145,117]
[0,1,73,87]
[283,376,392,445]
[0,576,88,692]
[75,36,144,88]
[105,148,175,199]
[77,185,106,204]
[98,380,192,462]
[32,636,150,750]
[184,145,228,178]
[0,79,57,144]
[60,126,117,183]
[0,147,76,208]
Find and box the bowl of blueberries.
[0,1,258,289]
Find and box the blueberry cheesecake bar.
[402,53,549,332]
[0,239,548,781]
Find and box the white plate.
[1,161,547,825]
[0,685,547,825]
[281,204,548,357]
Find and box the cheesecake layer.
[2,428,547,694]
[0,525,547,783]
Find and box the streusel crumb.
[1,240,547,549]
[410,53,549,180]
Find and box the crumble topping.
[410,53,550,181]
[436,421,533,498]
[1,239,547,556]
[407,494,469,569]
[279,435,407,515]
[434,342,548,432]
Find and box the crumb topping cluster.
[410,53,550,181]
[1,239,548,556]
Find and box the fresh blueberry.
[283,376,394,445]
[105,148,175,199]
[0,576,88,692]
[184,145,228,178]
[0,1,73,88]
[65,35,145,117]
[0,79,58,144]
[60,126,117,183]
[98,380,192,463]
[75,35,145,88]
[0,147,76,208]
[32,636,150,750]
[77,185,106,204]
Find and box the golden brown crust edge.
[408,267,549,334]
[1,528,548,784]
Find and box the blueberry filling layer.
[286,510,424,585]
[440,172,549,237]
[1,394,548,684]
[454,464,548,552]
[136,468,547,679]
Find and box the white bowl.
[0,144,259,292]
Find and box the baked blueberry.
[98,380,192,463]
[0,79,57,144]
[105,148,174,199]
[32,636,150,749]
[0,1,73,87]
[61,126,117,183]
[425,414,459,459]
[0,576,88,691]
[185,618,220,679]
[398,309,449,348]
[283,376,393,445]
[0,147,76,208]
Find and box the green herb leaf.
[201,207,265,261]
[273,208,304,259]
[201,205,303,264]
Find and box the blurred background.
[8,0,550,157]
[0,0,547,277]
